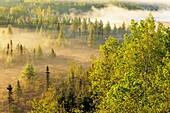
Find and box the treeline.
[0,0,105,26]
[112,1,160,11]
[4,15,170,112]
[0,0,129,43]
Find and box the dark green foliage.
[16,80,22,99]
[31,65,95,112]
[98,20,103,36]
[112,1,159,11]
[7,84,17,113]
[104,21,111,37]
[45,66,50,91]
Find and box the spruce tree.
[36,45,43,58]
[49,48,56,58]
[16,80,22,105]
[98,20,103,36]
[45,66,50,91]
[87,24,95,47]
[20,45,23,56]
[7,84,14,111]
[7,24,13,34]
[104,21,111,37]
[20,62,36,85]
[81,18,87,34]
[56,28,66,47]
[6,43,10,56]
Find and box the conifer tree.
[56,28,66,47]
[49,48,56,58]
[113,24,117,35]
[20,62,36,85]
[81,18,87,34]
[94,19,98,35]
[65,69,76,112]
[6,43,10,56]
[104,21,111,37]
[7,84,14,111]
[36,45,43,58]
[70,17,78,34]
[10,40,13,49]
[15,80,22,106]
[7,24,13,34]
[10,40,13,56]
[20,44,23,56]
[87,24,95,47]
[45,66,50,91]
[98,20,103,36]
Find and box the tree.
[98,20,103,36]
[45,66,50,91]
[89,36,119,110]
[81,18,87,34]
[70,17,79,34]
[104,21,111,37]
[97,15,170,112]
[36,45,43,58]
[15,80,22,105]
[7,84,14,111]
[87,24,95,47]
[31,88,58,113]
[56,28,66,47]
[20,62,36,85]
[94,19,98,35]
[6,24,13,34]
[49,48,56,58]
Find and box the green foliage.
[30,64,94,112]
[31,88,58,113]
[70,17,79,33]
[56,28,67,47]
[98,20,103,36]
[89,36,120,110]
[95,15,170,112]
[112,1,159,11]
[16,80,22,98]
[87,23,95,47]
[81,18,87,33]
[104,21,111,36]
[20,62,36,85]
[36,45,43,58]
[6,24,13,34]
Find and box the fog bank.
[80,4,170,27]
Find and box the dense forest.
[0,0,170,113]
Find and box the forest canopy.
[29,15,170,112]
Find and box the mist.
[64,0,170,27]
[78,4,170,27]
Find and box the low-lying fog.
[69,0,170,26]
